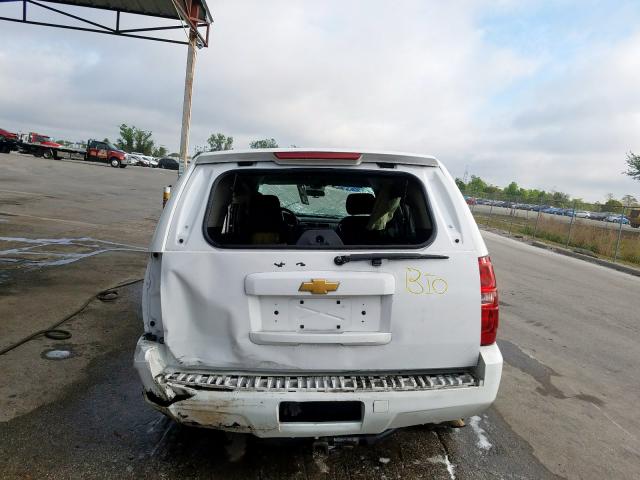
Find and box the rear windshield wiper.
[334,253,449,266]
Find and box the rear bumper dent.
[134,339,502,438]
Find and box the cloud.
[466,28,640,200]
[0,0,639,200]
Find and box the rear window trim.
[201,167,438,251]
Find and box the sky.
[1,0,640,201]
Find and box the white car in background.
[575,211,591,218]
[126,153,140,166]
[130,152,158,167]
[135,149,502,438]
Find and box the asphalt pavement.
[1,152,639,479]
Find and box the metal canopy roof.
[45,0,211,22]
[0,0,212,46]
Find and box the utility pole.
[179,29,198,176]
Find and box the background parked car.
[130,152,157,167]
[158,157,179,170]
[541,207,563,215]
[126,153,140,166]
[588,212,609,221]
[604,214,630,224]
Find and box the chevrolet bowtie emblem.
[298,279,340,295]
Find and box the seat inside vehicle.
[248,193,287,244]
[338,193,375,244]
[205,169,433,248]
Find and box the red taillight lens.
[479,256,499,345]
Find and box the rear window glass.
[204,169,433,248]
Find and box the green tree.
[249,138,278,149]
[523,189,545,204]
[551,191,570,206]
[624,151,640,181]
[572,198,588,210]
[503,181,519,198]
[454,177,466,192]
[207,133,234,151]
[116,124,135,152]
[621,194,638,206]
[132,128,154,155]
[466,175,487,195]
[152,146,167,158]
[602,198,623,212]
[116,124,156,155]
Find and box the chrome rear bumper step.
[162,371,477,393]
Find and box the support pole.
[566,200,576,248]
[179,29,198,176]
[613,208,625,263]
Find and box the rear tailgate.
[155,156,484,371]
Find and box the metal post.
[179,29,198,176]
[566,200,576,248]
[487,195,495,227]
[508,196,516,236]
[533,199,542,239]
[613,207,625,263]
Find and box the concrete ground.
[1,152,639,479]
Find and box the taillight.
[273,151,361,160]
[479,256,499,345]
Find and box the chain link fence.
[465,193,640,267]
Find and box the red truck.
[84,139,129,168]
[16,132,84,159]
[3,130,130,168]
[0,128,18,153]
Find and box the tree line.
[113,124,167,158]
[114,126,281,157]
[194,133,279,153]
[55,126,282,157]
[456,175,638,210]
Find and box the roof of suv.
[194,149,440,167]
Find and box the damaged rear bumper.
[134,337,502,438]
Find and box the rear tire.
[110,158,121,168]
[43,149,53,159]
[119,164,127,169]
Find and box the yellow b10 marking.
[405,267,448,295]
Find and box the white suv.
[135,149,502,438]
